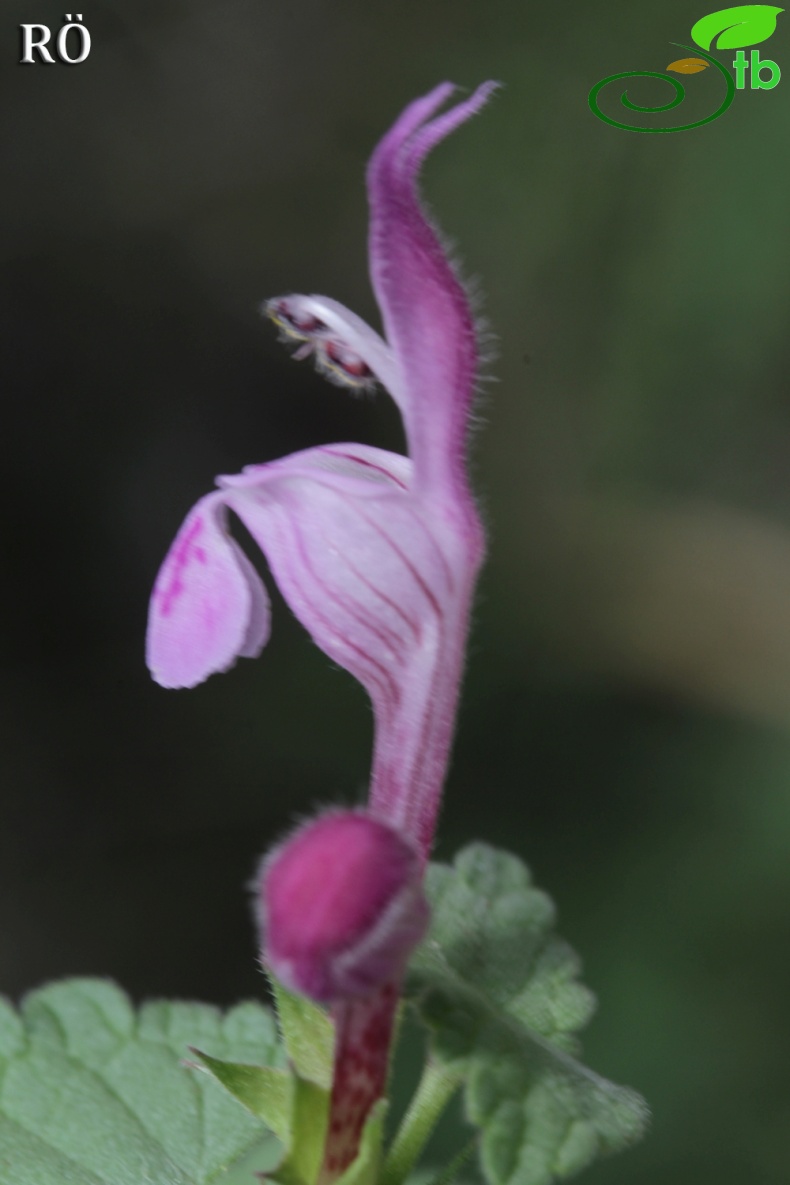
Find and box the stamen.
[265,297,328,341]
[317,339,377,392]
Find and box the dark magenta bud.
[258,810,429,1003]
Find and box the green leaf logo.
[691,4,784,50]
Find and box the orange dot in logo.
[666,57,710,74]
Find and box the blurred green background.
[2,1,790,1182]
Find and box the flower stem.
[380,1057,463,1185]
[318,983,400,1185]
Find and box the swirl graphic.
[588,43,735,132]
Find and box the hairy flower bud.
[258,810,429,1003]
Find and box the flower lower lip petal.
[146,492,270,689]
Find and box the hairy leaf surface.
[407,845,649,1185]
[0,979,282,1185]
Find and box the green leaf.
[192,1052,293,1144]
[270,978,334,1089]
[195,1056,330,1185]
[690,5,783,50]
[0,978,283,1185]
[197,978,335,1185]
[407,844,649,1185]
[269,1074,330,1185]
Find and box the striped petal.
[219,444,460,719]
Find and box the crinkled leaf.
[691,4,783,50]
[0,978,284,1185]
[407,844,649,1185]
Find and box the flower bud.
[258,810,429,1003]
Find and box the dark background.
[2,2,790,1183]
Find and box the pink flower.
[148,82,498,1182]
[146,80,496,857]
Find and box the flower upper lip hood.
[366,82,496,502]
[146,81,497,852]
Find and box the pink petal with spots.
[146,492,270,689]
